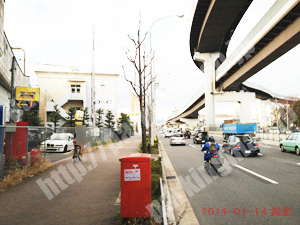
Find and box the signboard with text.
[14,87,40,110]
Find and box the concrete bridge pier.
[194,52,220,131]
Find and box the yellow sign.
[75,121,83,125]
[15,87,40,102]
[75,110,84,121]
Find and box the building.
[0,0,30,122]
[37,71,118,127]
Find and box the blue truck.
[223,123,257,140]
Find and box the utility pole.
[286,100,289,130]
[91,24,96,128]
[11,47,25,75]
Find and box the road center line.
[296,163,300,166]
[234,165,278,184]
[189,144,196,148]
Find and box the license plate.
[245,150,251,154]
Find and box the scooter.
[204,151,224,175]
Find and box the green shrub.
[151,173,161,200]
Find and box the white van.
[165,129,174,138]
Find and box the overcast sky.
[4,0,300,121]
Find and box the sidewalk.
[0,135,141,225]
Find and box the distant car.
[41,133,74,153]
[193,132,208,145]
[165,129,173,138]
[170,133,185,146]
[279,132,300,155]
[285,129,292,135]
[223,135,260,157]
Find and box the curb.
[158,136,199,225]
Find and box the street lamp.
[91,24,96,129]
[149,14,184,145]
[11,47,25,75]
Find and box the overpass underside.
[169,0,300,126]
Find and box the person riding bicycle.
[201,136,220,162]
[73,133,82,159]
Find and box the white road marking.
[258,153,263,156]
[53,156,72,165]
[189,144,196,148]
[114,192,121,205]
[234,165,278,184]
[261,145,271,148]
[296,163,300,166]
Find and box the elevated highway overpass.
[168,0,300,123]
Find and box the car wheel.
[280,145,286,152]
[230,149,235,157]
[296,147,300,155]
[64,145,68,153]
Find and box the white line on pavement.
[234,165,278,184]
[114,192,121,205]
[189,144,196,148]
[261,145,271,148]
[53,156,72,165]
[258,153,263,156]
[297,163,300,166]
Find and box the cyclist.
[73,133,82,160]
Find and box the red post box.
[120,153,151,218]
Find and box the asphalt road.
[160,134,300,225]
[44,151,73,164]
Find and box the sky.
[3,0,300,122]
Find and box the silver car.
[170,133,186,146]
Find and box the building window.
[71,85,81,93]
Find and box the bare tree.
[123,17,154,153]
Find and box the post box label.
[124,169,141,181]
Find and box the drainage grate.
[166,176,176,179]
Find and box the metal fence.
[0,124,134,178]
[256,130,290,142]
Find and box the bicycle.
[73,145,82,163]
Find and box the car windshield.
[173,134,183,137]
[50,134,69,140]
[236,135,253,143]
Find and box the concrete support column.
[194,52,220,130]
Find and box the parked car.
[170,133,185,146]
[223,134,260,157]
[193,132,208,145]
[41,133,74,153]
[279,132,300,155]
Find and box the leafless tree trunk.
[123,17,153,153]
